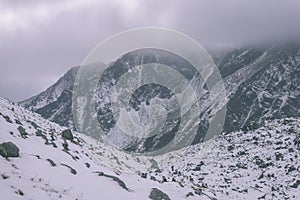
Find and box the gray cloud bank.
[0,0,300,101]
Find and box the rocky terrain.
[19,44,300,152]
[2,97,300,199]
[0,97,193,200]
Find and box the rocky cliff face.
[19,67,79,128]
[221,44,300,132]
[19,44,300,152]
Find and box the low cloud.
[0,0,300,101]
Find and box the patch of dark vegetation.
[0,142,20,158]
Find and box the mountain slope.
[149,117,300,199]
[0,97,194,200]
[19,67,79,128]
[221,44,300,132]
[18,44,300,152]
[2,97,300,199]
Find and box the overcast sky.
[1,0,300,102]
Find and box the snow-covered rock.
[2,95,300,199]
[0,97,194,200]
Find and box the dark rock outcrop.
[0,142,20,158]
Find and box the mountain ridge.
[18,44,300,152]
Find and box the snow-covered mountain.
[220,44,300,133]
[1,97,300,199]
[19,44,300,151]
[19,67,79,129]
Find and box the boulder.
[61,129,73,140]
[149,188,171,200]
[0,142,20,158]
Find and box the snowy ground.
[148,118,300,199]
[0,97,299,199]
[0,97,195,200]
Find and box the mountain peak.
[18,45,300,152]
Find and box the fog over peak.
[1,0,300,101]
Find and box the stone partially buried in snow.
[149,188,171,200]
[0,142,20,158]
[61,129,74,140]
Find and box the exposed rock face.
[19,67,78,128]
[19,44,300,153]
